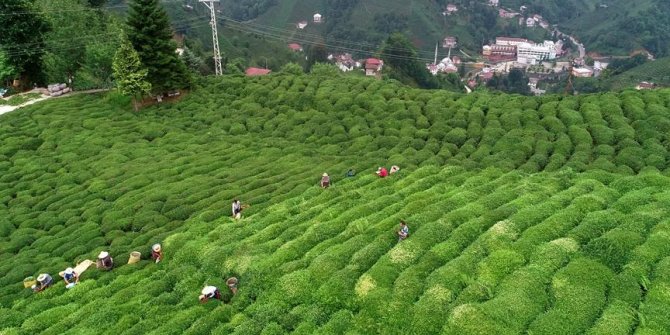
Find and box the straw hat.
[201,285,216,295]
[64,267,74,275]
[152,244,161,252]
[98,251,109,259]
[37,274,48,282]
[322,173,328,177]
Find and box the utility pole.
[199,0,222,75]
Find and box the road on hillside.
[552,28,585,59]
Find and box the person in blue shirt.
[60,267,79,286]
[33,273,53,292]
[397,220,409,242]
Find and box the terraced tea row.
[2,75,670,334]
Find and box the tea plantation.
[2,73,670,335]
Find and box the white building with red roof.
[365,58,384,76]
[288,43,303,52]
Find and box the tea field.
[1,74,670,334]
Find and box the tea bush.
[2,75,670,333]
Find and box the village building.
[443,36,458,48]
[297,21,308,29]
[496,37,529,46]
[427,57,459,75]
[489,0,499,6]
[288,43,303,52]
[636,82,656,90]
[332,53,358,72]
[480,67,495,81]
[483,44,517,62]
[313,13,322,23]
[445,4,458,14]
[526,17,536,27]
[572,67,593,77]
[517,41,557,64]
[245,67,272,76]
[499,9,519,18]
[365,58,384,77]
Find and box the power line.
[2,18,212,58]
[0,0,183,16]
[218,14,442,59]
[223,20,436,63]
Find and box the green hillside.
[2,74,670,334]
[604,57,670,91]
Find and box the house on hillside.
[365,58,383,77]
[496,37,528,46]
[480,67,495,81]
[333,53,358,72]
[489,0,499,6]
[313,13,322,23]
[445,4,458,14]
[427,57,458,75]
[288,43,303,52]
[245,67,272,76]
[526,17,536,27]
[499,9,520,18]
[572,67,593,77]
[297,21,308,29]
[636,82,656,90]
[443,36,458,48]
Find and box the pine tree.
[113,36,151,112]
[0,0,50,86]
[181,47,204,73]
[126,0,190,95]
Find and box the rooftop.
[245,67,272,76]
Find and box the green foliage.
[0,49,16,84]
[2,75,670,334]
[126,0,191,93]
[0,0,50,84]
[112,35,151,111]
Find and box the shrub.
[444,128,467,147]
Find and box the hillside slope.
[604,57,670,91]
[1,75,670,334]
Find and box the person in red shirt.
[376,167,388,178]
[151,243,163,263]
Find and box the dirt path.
[0,89,110,117]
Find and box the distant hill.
[245,0,670,59]
[604,57,670,90]
[549,0,670,57]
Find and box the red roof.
[245,67,272,76]
[366,58,382,65]
[288,43,302,51]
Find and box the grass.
[0,93,43,106]
[2,73,670,333]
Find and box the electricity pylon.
[199,0,222,75]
